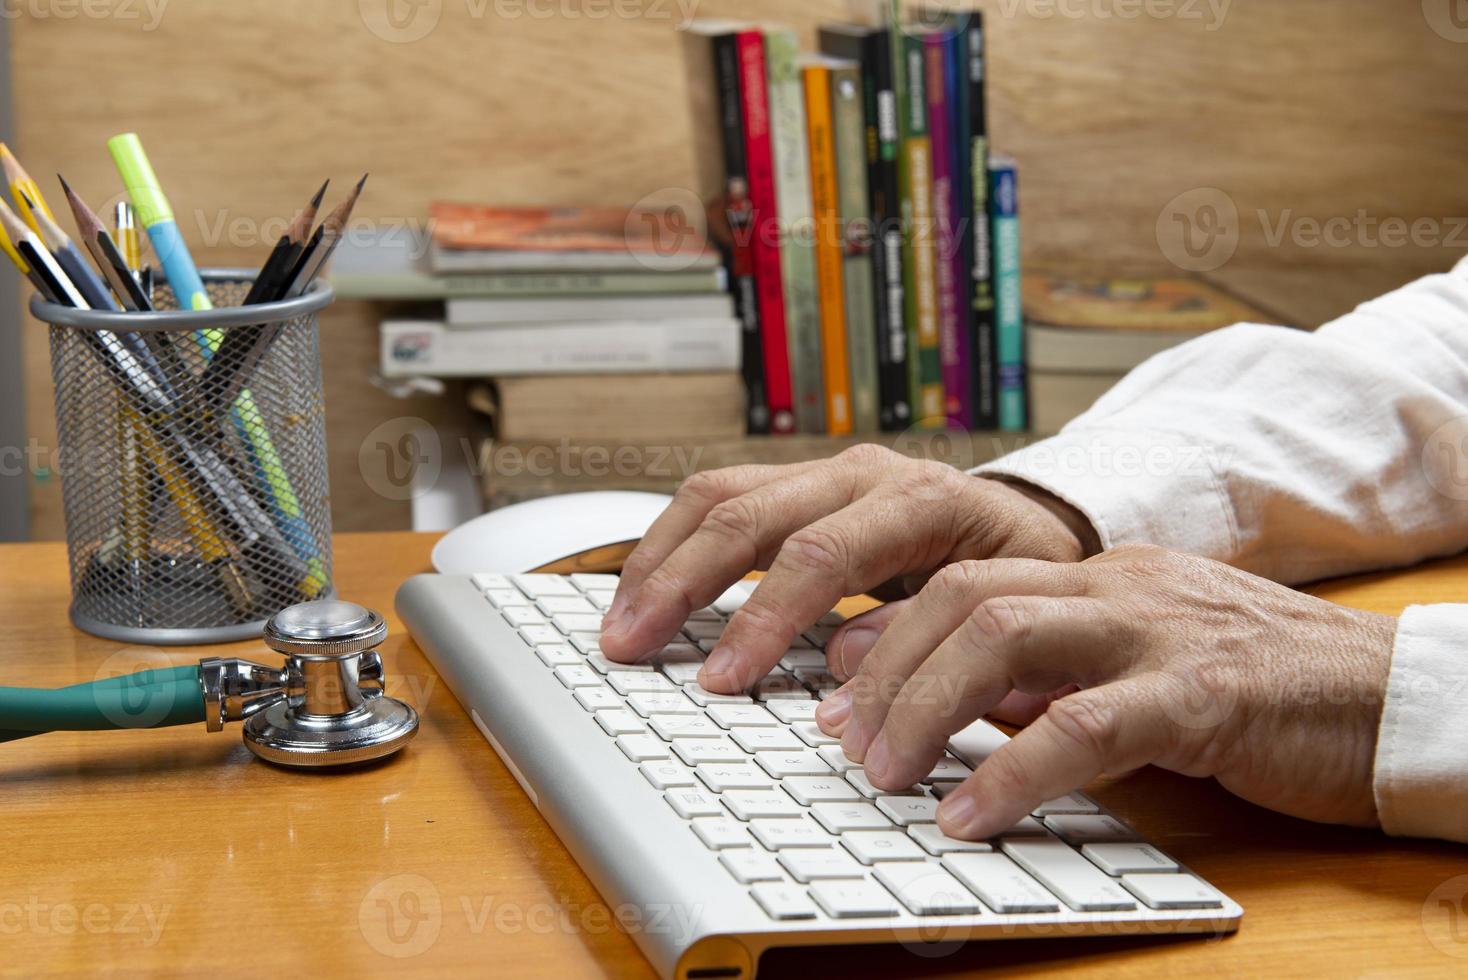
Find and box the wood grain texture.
[11,0,1468,537]
[1,533,1467,977]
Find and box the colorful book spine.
[893,27,944,427]
[926,31,970,429]
[764,28,825,434]
[990,154,1027,430]
[710,32,768,434]
[958,14,998,429]
[803,61,853,435]
[817,25,910,431]
[734,31,796,435]
[830,61,881,434]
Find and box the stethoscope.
[0,600,420,767]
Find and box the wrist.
[979,475,1103,562]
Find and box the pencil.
[0,143,56,233]
[21,189,122,313]
[0,195,86,307]
[283,173,367,298]
[58,175,152,312]
[114,202,143,274]
[242,179,328,306]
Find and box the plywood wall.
[10,0,1467,538]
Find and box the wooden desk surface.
[3,533,1465,978]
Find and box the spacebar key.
[1001,840,1136,912]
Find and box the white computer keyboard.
[397,571,1242,979]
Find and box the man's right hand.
[598,445,1100,693]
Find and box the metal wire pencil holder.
[31,269,336,645]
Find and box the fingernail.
[833,627,879,679]
[864,732,890,780]
[699,645,740,690]
[815,689,852,729]
[938,795,978,834]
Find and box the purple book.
[924,32,970,428]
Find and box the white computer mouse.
[431,490,675,575]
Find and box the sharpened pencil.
[283,173,367,298]
[59,175,153,312]
[22,189,121,312]
[242,179,328,306]
[0,143,56,233]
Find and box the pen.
[107,132,211,312]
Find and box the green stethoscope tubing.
[0,665,205,743]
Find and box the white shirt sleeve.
[975,257,1468,843]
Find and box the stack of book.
[683,6,1026,436]
[372,204,747,441]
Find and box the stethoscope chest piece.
[238,600,420,768]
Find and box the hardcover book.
[803,58,854,435]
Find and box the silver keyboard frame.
[397,574,1243,979]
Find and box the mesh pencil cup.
[31,269,336,645]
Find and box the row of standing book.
[684,8,1026,436]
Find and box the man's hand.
[598,446,1098,692]
[815,545,1398,838]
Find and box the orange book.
[429,202,715,263]
[802,61,852,436]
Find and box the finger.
[602,462,867,662]
[841,560,1092,763]
[936,679,1165,839]
[697,487,963,692]
[864,595,1120,790]
[988,686,1079,727]
[815,600,913,737]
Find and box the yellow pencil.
[0,143,56,234]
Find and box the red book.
[735,30,795,434]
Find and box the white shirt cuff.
[973,427,1237,560]
[1374,604,1468,843]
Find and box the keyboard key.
[1120,873,1224,910]
[536,595,597,615]
[941,853,1060,913]
[513,573,579,597]
[753,675,812,701]
[585,589,617,609]
[682,620,724,641]
[795,669,841,698]
[767,700,819,724]
[908,824,994,856]
[570,633,602,655]
[810,802,891,833]
[503,606,548,627]
[875,795,940,827]
[750,816,832,850]
[639,761,696,790]
[570,573,619,590]
[471,572,513,592]
[730,728,805,753]
[782,776,861,805]
[573,687,622,712]
[588,653,653,674]
[1001,840,1137,912]
[750,883,816,920]
[927,781,963,799]
[626,691,697,717]
[706,704,778,729]
[683,684,753,706]
[484,588,530,608]
[1081,843,1179,876]
[553,665,603,688]
[755,751,831,778]
[696,764,775,792]
[778,649,828,672]
[655,642,704,664]
[521,625,563,646]
[659,663,705,685]
[650,715,722,740]
[723,790,803,820]
[947,718,1008,765]
[1033,793,1099,816]
[686,606,723,622]
[720,848,783,882]
[553,613,606,635]
[672,737,746,766]
[792,721,837,747]
[1044,814,1137,844]
[712,584,754,616]
[818,745,859,773]
[616,734,669,762]
[845,770,917,799]
[808,879,899,918]
[778,848,867,882]
[841,831,927,864]
[692,817,750,850]
[595,709,647,736]
[875,862,983,915]
[606,671,676,695]
[534,644,582,667]
[665,788,724,819]
[922,755,973,783]
[1001,816,1050,837]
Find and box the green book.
[764,26,825,434]
[830,61,881,434]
